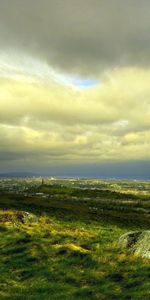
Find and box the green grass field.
[0,185,150,299]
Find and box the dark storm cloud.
[0,0,150,74]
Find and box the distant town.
[0,177,150,198]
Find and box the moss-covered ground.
[0,186,150,299]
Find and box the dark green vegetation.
[0,184,150,299]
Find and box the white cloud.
[0,65,150,170]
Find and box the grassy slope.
[0,187,150,300]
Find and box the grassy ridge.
[0,186,150,299]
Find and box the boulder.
[12,211,38,224]
[118,231,150,259]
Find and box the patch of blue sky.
[71,77,98,89]
[47,70,99,89]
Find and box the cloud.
[0,65,150,171]
[0,1,150,174]
[0,0,150,74]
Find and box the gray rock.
[118,231,150,259]
[22,211,39,223]
[15,211,39,224]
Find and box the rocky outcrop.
[0,210,38,226]
[118,231,150,260]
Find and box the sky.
[0,0,150,178]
